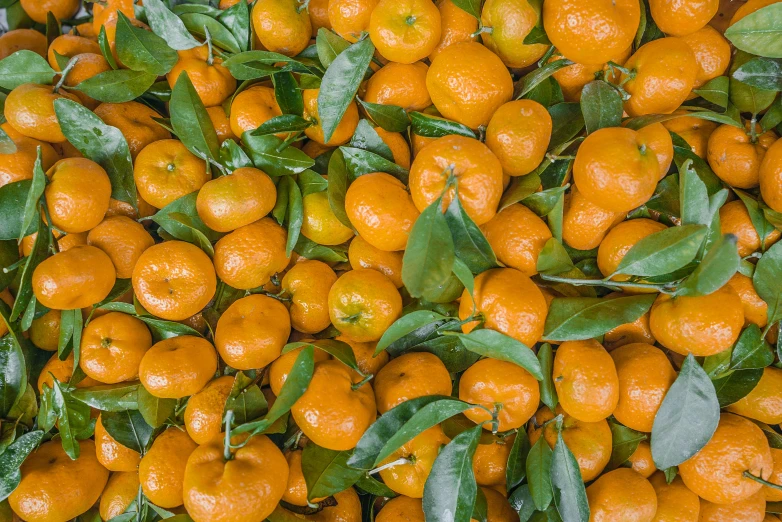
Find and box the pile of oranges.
[1,0,782,521]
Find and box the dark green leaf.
[115,11,178,75]
[341,146,409,183]
[402,199,455,298]
[101,409,152,453]
[224,372,267,426]
[98,25,119,70]
[357,98,410,132]
[74,68,158,103]
[293,235,348,263]
[0,333,26,419]
[445,193,498,274]
[729,324,775,370]
[499,174,542,212]
[580,81,622,134]
[375,310,448,354]
[350,120,393,161]
[302,444,364,500]
[219,139,253,171]
[284,176,303,256]
[142,0,201,50]
[316,28,351,69]
[273,72,304,117]
[18,148,45,243]
[753,241,782,324]
[550,431,589,522]
[542,295,656,341]
[613,224,707,277]
[624,110,742,130]
[171,73,220,161]
[712,368,763,407]
[9,217,49,320]
[506,430,531,491]
[606,420,646,470]
[509,485,537,522]
[180,13,241,54]
[71,382,139,412]
[137,384,176,428]
[244,133,315,176]
[693,76,730,109]
[456,329,543,380]
[537,343,558,410]
[675,234,739,297]
[526,436,553,511]
[450,0,480,18]
[0,430,44,501]
[679,159,710,226]
[0,50,56,89]
[326,148,353,229]
[516,59,573,99]
[218,0,251,51]
[410,112,475,139]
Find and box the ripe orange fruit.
[284,449,326,506]
[637,122,675,180]
[184,375,234,445]
[662,112,718,159]
[139,336,218,399]
[196,167,277,232]
[730,0,781,25]
[80,312,152,384]
[99,471,140,521]
[727,367,782,425]
[95,414,141,472]
[480,204,552,277]
[550,46,633,102]
[269,344,332,396]
[373,352,452,413]
[720,199,781,258]
[167,46,236,107]
[33,245,116,310]
[281,260,337,333]
[207,105,237,144]
[94,101,171,159]
[586,468,657,522]
[4,83,81,143]
[213,217,290,290]
[132,241,217,321]
[229,85,283,139]
[708,124,776,189]
[348,235,404,287]
[375,128,412,169]
[328,0,379,42]
[553,339,619,423]
[20,0,80,23]
[38,352,100,392]
[369,0,442,64]
[680,26,731,88]
[0,123,59,189]
[473,435,514,487]
[0,291,13,338]
[727,272,769,328]
[364,61,432,112]
[648,472,700,522]
[302,88,360,146]
[760,138,782,213]
[562,185,627,251]
[139,427,198,509]
[627,441,656,479]
[0,28,47,59]
[764,448,782,502]
[648,0,718,36]
[44,158,112,233]
[87,216,155,278]
[428,0,478,61]
[328,268,402,342]
[376,495,425,522]
[378,425,450,498]
[480,0,548,68]
[301,190,356,245]
[597,218,668,280]
[47,34,101,70]
[133,139,210,209]
[308,0,331,34]
[426,42,513,129]
[57,53,112,110]
[252,0,312,56]
[698,490,766,522]
[485,100,552,177]
[604,293,656,350]
[339,335,390,375]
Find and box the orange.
[459,268,548,346]
[621,37,698,117]
[184,375,234,445]
[481,487,518,522]
[215,294,292,369]
[80,312,152,384]
[378,425,449,498]
[213,217,290,290]
[364,62,432,112]
[61,53,112,109]
[95,414,141,472]
[0,291,13,338]
[727,272,769,328]
[409,135,504,226]
[93,102,171,160]
[680,26,731,88]
[586,468,657,522]
[8,440,108,522]
[662,112,718,159]
[472,435,514,487]
[0,123,59,189]
[648,0,718,36]
[562,184,627,251]
[485,100,551,177]
[727,367,782,424]
[87,216,155,279]
[0,29,47,59]
[92,0,135,33]
[459,358,540,431]
[679,413,773,504]
[281,260,337,333]
[481,0,548,68]
[375,128,412,168]
[21,230,86,256]
[543,0,640,65]
[339,335,390,375]
[529,405,612,482]
[306,488,362,522]
[44,158,112,233]
[348,235,404,287]
[32,245,116,310]
[328,268,402,342]
[20,0,80,23]
[698,490,766,522]
[302,88,360,146]
[139,427,198,509]
[284,449,325,506]
[373,352,452,413]
[764,448,782,502]
[628,441,656,479]
[101,17,152,68]
[553,339,619,423]
[291,360,376,450]
[708,124,776,189]
[4,83,81,143]
[309,0,331,34]
[301,190,356,245]
[38,352,101,392]
[550,46,633,102]
[47,34,101,71]
[730,0,782,25]
[99,471,140,522]
[597,219,668,280]
[134,139,210,209]
[481,204,552,277]
[139,336,218,399]
[761,138,782,214]
[269,344,332,396]
[649,285,745,357]
[638,122,675,180]
[229,85,283,139]
[604,293,657,350]
[206,105,237,144]
[132,241,217,321]
[368,0,442,64]
[428,0,478,61]
[252,0,312,56]
[345,172,420,251]
[328,0,379,43]
[720,199,781,258]
[196,167,277,232]
[376,496,425,522]
[426,42,513,129]
[648,472,700,522]
[167,46,236,107]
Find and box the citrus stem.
[297,0,311,14]
[224,409,234,461]
[351,373,374,391]
[470,24,492,38]
[743,471,782,491]
[749,114,758,143]
[204,26,215,66]
[368,456,412,475]
[539,273,677,294]
[53,56,79,94]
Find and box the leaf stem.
[539,273,677,294]
[743,470,782,490]
[351,373,374,391]
[53,56,79,94]
[368,456,412,475]
[204,26,215,66]
[224,409,234,461]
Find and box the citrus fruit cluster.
[0,0,782,521]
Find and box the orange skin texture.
[459,358,540,431]
[764,448,782,502]
[47,35,101,70]
[679,413,773,504]
[473,435,514,487]
[22,229,88,257]
[378,425,450,497]
[8,440,109,522]
[550,46,632,102]
[303,89,360,146]
[730,0,781,25]
[282,260,337,334]
[216,293,292,369]
[139,428,198,509]
[291,360,377,450]
[328,0,379,42]
[269,345,332,396]
[133,139,210,209]
[57,53,112,110]
[80,312,152,384]
[196,167,277,232]
[308,0,332,34]
[0,123,58,189]
[328,268,402,342]
[586,468,657,522]
[139,336,218,399]
[428,0,478,61]
[611,343,676,432]
[345,172,420,252]
[628,442,657,479]
[727,272,769,328]
[426,42,513,129]
[348,235,404,287]
[727,367,782,425]
[553,339,619,423]
[543,0,640,65]
[87,216,155,278]
[37,352,101,393]
[364,62,432,112]
[481,204,552,277]
[213,217,290,290]
[339,335,389,376]
[680,26,731,88]
[229,85,283,140]
[184,375,234,445]
[573,127,660,213]
[481,0,548,68]
[133,241,217,321]
[307,488,363,522]
[184,433,289,522]
[253,0,312,56]
[637,122,675,181]
[93,0,135,33]
[621,37,698,117]
[369,0,442,64]
[167,47,236,107]
[0,29,47,60]
[45,158,112,233]
[761,138,782,213]
[20,0,79,23]
[707,124,776,189]
[562,185,627,251]
[0,290,13,338]
[649,285,745,357]
[284,449,326,506]
[648,472,700,522]
[32,245,116,310]
[485,100,552,177]
[5,83,81,143]
[697,490,766,522]
[649,0,718,36]
[482,487,519,522]
[94,102,172,160]
[301,190,356,245]
[459,268,548,347]
[597,218,668,280]
[373,352,452,413]
[376,128,412,169]
[410,135,504,226]
[529,405,612,482]
[100,471,140,521]
[207,105,237,144]
[604,293,657,350]
[720,199,781,258]
[662,113,718,159]
[95,414,141,472]
[376,496,425,522]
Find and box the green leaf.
[651,354,720,469]
[729,324,775,370]
[375,310,448,354]
[624,110,743,130]
[499,174,542,212]
[410,112,476,139]
[506,430,531,491]
[542,295,657,342]
[340,146,409,183]
[537,343,558,410]
[712,368,763,407]
[326,149,353,229]
[724,3,782,58]
[284,177,303,256]
[147,192,221,242]
[732,57,782,90]
[753,241,782,324]
[0,334,26,419]
[355,474,398,497]
[509,485,537,522]
[316,28,351,69]
[679,159,710,226]
[606,420,646,470]
[350,120,394,161]
[137,384,176,428]
[455,329,543,380]
[51,380,91,459]
[612,224,708,277]
[522,186,568,217]
[0,50,56,89]
[71,382,139,412]
[580,80,622,134]
[251,115,312,137]
[736,189,777,249]
[137,316,203,342]
[273,72,304,117]
[516,59,574,99]
[180,13,241,54]
[297,169,328,197]
[526,436,554,511]
[293,235,348,263]
[445,192,498,274]
[283,339,361,374]
[142,0,201,50]
[9,217,50,320]
[402,199,455,299]
[0,430,44,501]
[451,0,481,18]
[18,148,45,243]
[675,234,739,297]
[224,372,267,424]
[219,139,253,171]
[98,25,119,70]
[74,68,158,103]
[243,133,315,176]
[693,76,730,109]
[0,241,19,290]
[357,98,410,132]
[302,444,364,500]
[101,409,152,453]
[171,72,220,161]
[115,11,178,75]
[550,431,589,522]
